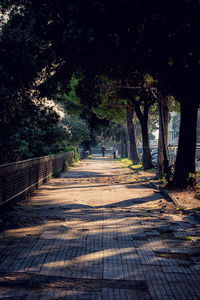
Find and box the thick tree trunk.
[141,120,154,169]
[171,101,198,188]
[134,99,154,170]
[126,105,140,164]
[156,97,169,177]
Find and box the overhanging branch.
[101,84,157,91]
[104,102,132,111]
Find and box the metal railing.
[0,151,74,207]
[168,146,177,165]
[90,148,113,156]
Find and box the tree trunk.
[156,97,169,177]
[171,101,198,188]
[134,99,154,170]
[124,135,128,158]
[120,135,125,158]
[120,141,124,158]
[126,104,140,164]
[163,97,169,150]
[141,119,154,169]
[156,116,163,177]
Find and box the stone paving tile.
[0,158,200,299]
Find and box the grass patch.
[118,158,133,167]
[131,164,144,172]
[119,158,143,171]
[179,235,193,241]
[175,207,183,211]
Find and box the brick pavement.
[0,157,200,299]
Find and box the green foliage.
[0,91,91,164]
[131,164,144,172]
[0,94,69,163]
[103,122,127,144]
[68,157,74,167]
[0,66,91,163]
[62,147,80,170]
[93,75,127,124]
[74,148,80,162]
[92,104,126,124]
[119,158,144,171]
[62,115,90,147]
[60,74,82,115]
[187,172,200,188]
[62,158,69,171]
[63,146,77,152]
[179,236,193,241]
[169,97,180,112]
[66,74,82,105]
[119,158,133,167]
[53,171,61,178]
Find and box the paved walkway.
[0,157,200,299]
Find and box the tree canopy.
[1,0,200,186]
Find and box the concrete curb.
[128,165,200,223]
[148,181,179,205]
[155,184,200,223]
[150,180,200,223]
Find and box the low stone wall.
[0,151,74,207]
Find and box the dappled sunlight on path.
[0,157,200,299]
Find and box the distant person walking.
[101,146,106,157]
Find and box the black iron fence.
[90,148,113,156]
[0,151,74,207]
[168,147,177,165]
[168,145,200,165]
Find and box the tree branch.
[103,103,127,110]
[101,84,157,91]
